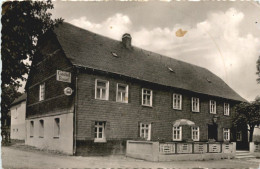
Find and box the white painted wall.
[10,101,26,140]
[25,113,74,155]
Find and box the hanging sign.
[57,70,71,83]
[64,87,73,96]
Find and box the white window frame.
[116,83,129,103]
[139,123,151,141]
[39,83,45,101]
[173,126,182,141]
[53,118,60,138]
[236,131,242,141]
[192,97,200,112]
[94,121,106,142]
[223,128,230,141]
[210,100,217,114]
[95,79,109,100]
[142,88,153,107]
[224,103,230,116]
[39,120,44,138]
[173,94,182,110]
[30,121,34,137]
[191,126,200,141]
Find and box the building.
[25,22,246,155]
[10,93,27,140]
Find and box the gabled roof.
[11,93,27,106]
[53,22,246,102]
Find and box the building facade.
[10,93,26,140]
[25,22,246,155]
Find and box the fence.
[126,140,236,161]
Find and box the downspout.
[73,70,78,155]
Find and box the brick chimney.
[122,33,132,49]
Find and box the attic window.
[206,78,212,83]
[111,52,119,58]
[168,67,174,73]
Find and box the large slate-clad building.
[25,22,246,155]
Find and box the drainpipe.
[73,70,78,155]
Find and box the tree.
[233,99,260,142]
[1,85,22,127]
[1,0,63,87]
[257,56,260,83]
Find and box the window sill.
[116,101,128,104]
[210,112,217,114]
[30,136,34,138]
[142,105,153,108]
[192,111,200,113]
[173,108,182,111]
[224,114,230,116]
[94,138,107,143]
[95,98,109,101]
[172,140,182,141]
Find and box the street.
[1,146,260,169]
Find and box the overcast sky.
[50,1,260,101]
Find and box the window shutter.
[105,121,110,139]
[91,121,95,139]
[137,122,141,138]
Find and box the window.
[95,79,109,100]
[39,120,44,138]
[236,131,242,141]
[116,83,128,103]
[142,88,153,106]
[223,128,230,141]
[139,123,151,140]
[191,127,200,141]
[30,121,34,137]
[94,121,106,142]
[210,100,216,114]
[39,83,45,101]
[192,97,199,112]
[173,94,182,110]
[173,126,182,141]
[54,118,60,138]
[224,103,230,116]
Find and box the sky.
[49,1,260,101]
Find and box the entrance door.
[208,124,218,141]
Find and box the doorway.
[208,124,218,141]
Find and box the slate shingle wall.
[26,35,74,118]
[76,72,236,142]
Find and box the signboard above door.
[56,70,71,83]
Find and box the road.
[2,146,260,169]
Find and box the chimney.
[122,33,132,49]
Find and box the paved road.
[2,146,260,169]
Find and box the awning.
[173,119,195,127]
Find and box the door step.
[235,151,256,159]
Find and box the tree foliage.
[1,85,22,127]
[1,0,63,87]
[233,99,260,142]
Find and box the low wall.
[249,142,260,157]
[126,140,236,161]
[25,113,73,155]
[126,140,159,161]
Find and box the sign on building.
[56,70,71,83]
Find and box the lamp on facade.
[212,115,218,124]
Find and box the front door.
[208,124,218,141]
